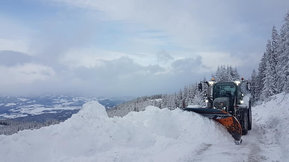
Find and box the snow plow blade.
[183,108,242,142]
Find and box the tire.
[248,103,252,130]
[242,111,248,135]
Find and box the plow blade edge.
[184,108,242,141]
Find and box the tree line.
[107,66,240,117]
[250,12,289,102]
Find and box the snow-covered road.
[0,94,288,162]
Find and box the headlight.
[234,80,241,85]
[205,99,209,103]
[240,100,244,104]
[208,81,215,86]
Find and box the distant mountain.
[0,95,131,135]
[0,96,89,119]
[0,95,130,119]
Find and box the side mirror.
[198,83,203,91]
[246,82,251,91]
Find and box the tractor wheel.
[248,104,252,130]
[242,111,248,135]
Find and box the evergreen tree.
[261,40,274,100]
[276,12,289,92]
[191,83,206,106]
[256,53,267,100]
[231,67,240,81]
[270,26,280,94]
[252,11,289,102]
[213,65,240,82]
[280,12,289,92]
[250,69,258,102]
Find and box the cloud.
[0,15,33,54]
[30,55,201,96]
[171,57,203,73]
[60,56,166,96]
[72,56,165,80]
[59,48,130,69]
[157,50,174,64]
[0,63,55,86]
[0,39,30,54]
[51,0,289,55]
[47,1,253,48]
[198,52,244,71]
[65,56,208,96]
[1,0,289,96]
[0,50,32,66]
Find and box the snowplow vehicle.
[184,79,252,144]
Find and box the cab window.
[213,84,236,99]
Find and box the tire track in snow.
[243,118,283,162]
[183,122,272,162]
[244,127,268,162]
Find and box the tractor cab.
[202,80,247,115]
[211,82,239,114]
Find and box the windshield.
[213,83,237,99]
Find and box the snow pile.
[1,94,289,162]
[0,101,233,162]
[253,93,289,161]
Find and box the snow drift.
[0,102,234,162]
[252,93,289,161]
[0,93,289,162]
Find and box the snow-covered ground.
[1,105,81,119]
[0,94,288,162]
[0,96,88,119]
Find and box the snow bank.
[0,101,233,162]
[253,93,289,161]
[2,94,289,162]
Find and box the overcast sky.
[0,0,289,97]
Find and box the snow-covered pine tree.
[183,86,189,107]
[253,12,289,101]
[231,67,240,81]
[255,52,267,101]
[276,13,287,92]
[277,12,289,92]
[250,69,258,102]
[261,40,274,100]
[191,83,206,106]
[226,66,233,81]
[270,26,280,94]
[213,65,240,82]
[176,90,184,108]
[185,84,195,106]
[214,66,224,82]
[166,93,176,109]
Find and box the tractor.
[184,79,252,144]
